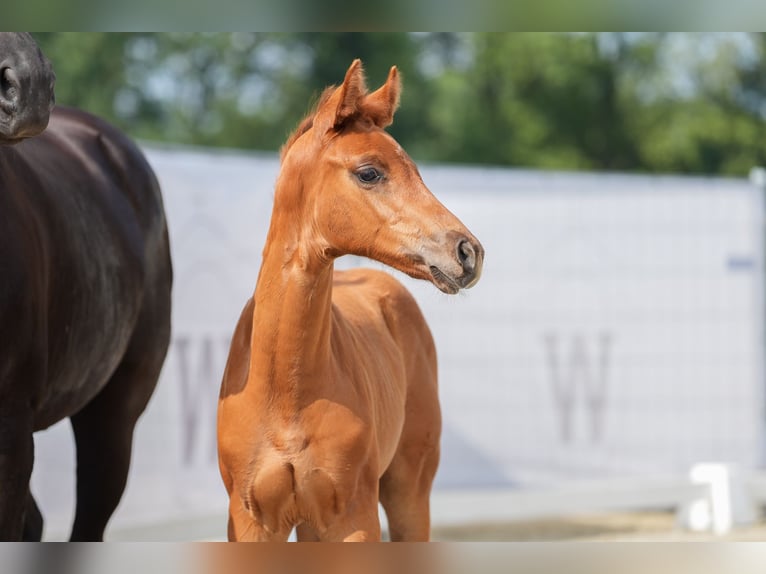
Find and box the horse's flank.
[0,105,172,541]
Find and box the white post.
[678,463,757,535]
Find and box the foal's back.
[332,267,437,403]
[331,267,438,455]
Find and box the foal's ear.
[314,59,367,134]
[363,66,401,128]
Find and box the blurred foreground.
[433,509,766,541]
[4,534,766,574]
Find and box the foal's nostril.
[457,239,476,273]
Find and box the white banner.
[31,146,766,538]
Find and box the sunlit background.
[17,32,766,543]
[29,32,766,176]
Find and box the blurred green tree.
[626,33,766,175]
[437,33,653,170]
[30,33,766,176]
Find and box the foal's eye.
[355,167,382,185]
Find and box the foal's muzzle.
[427,232,484,294]
[455,236,483,289]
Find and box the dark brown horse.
[0,34,173,541]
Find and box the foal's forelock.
[280,105,372,165]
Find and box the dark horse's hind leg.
[0,409,34,540]
[22,493,43,541]
[68,286,171,541]
[68,362,151,541]
[68,349,167,541]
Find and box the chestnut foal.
[217,60,483,541]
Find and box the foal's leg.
[379,374,441,541]
[227,491,293,542]
[320,479,382,542]
[379,442,439,541]
[296,523,320,541]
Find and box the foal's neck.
[247,205,335,405]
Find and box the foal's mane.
[280,86,335,163]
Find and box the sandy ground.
[431,511,766,541]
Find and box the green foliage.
[30,32,766,176]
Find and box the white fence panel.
[30,146,766,539]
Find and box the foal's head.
[277,59,483,294]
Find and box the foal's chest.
[246,417,373,532]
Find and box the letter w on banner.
[543,332,613,444]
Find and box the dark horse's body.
[0,106,172,540]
